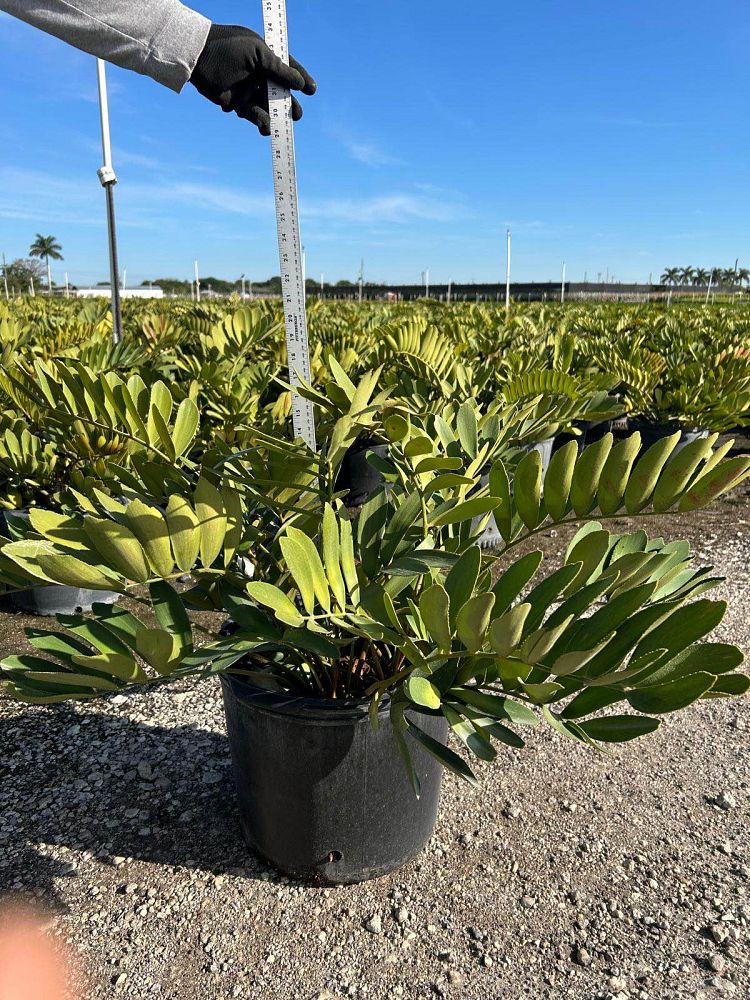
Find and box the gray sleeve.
[0,1,211,92]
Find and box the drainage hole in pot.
[75,606,84,614]
[326,851,343,863]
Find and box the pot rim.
[220,671,398,722]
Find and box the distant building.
[74,286,164,300]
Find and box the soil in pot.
[221,674,448,884]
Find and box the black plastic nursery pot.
[220,673,448,884]
[0,509,121,617]
[335,440,389,507]
[630,421,708,455]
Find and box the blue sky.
[0,1,748,287]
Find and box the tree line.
[660,266,749,287]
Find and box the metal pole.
[1,254,8,300]
[561,262,566,304]
[425,268,430,298]
[320,273,324,300]
[447,279,452,305]
[358,258,364,303]
[64,272,69,299]
[705,272,713,305]
[505,229,511,311]
[194,260,201,302]
[96,59,123,344]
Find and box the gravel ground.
[1,480,749,1000]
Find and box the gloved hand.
[189,24,316,135]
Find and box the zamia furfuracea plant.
[0,370,749,791]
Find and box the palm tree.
[720,268,737,287]
[678,266,695,287]
[737,267,750,288]
[660,267,681,286]
[693,267,710,287]
[29,234,63,295]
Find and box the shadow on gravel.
[0,707,270,904]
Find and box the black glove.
[189,24,316,135]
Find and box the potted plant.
[1,365,749,885]
[0,359,201,614]
[588,331,750,451]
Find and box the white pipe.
[447,279,452,305]
[2,253,8,299]
[561,262,566,303]
[194,260,201,302]
[505,229,511,311]
[64,271,69,299]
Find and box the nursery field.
[0,297,749,999]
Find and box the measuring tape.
[263,0,317,452]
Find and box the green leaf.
[122,499,174,579]
[422,473,477,495]
[431,497,497,528]
[414,456,463,474]
[442,704,496,761]
[279,536,315,614]
[246,582,305,627]
[514,447,543,529]
[489,603,531,656]
[562,527,610,596]
[172,397,200,457]
[456,402,478,458]
[149,580,192,656]
[82,516,150,583]
[679,456,750,512]
[406,718,478,785]
[419,583,452,650]
[322,504,346,610]
[164,494,201,573]
[570,434,612,517]
[543,441,577,521]
[708,674,750,696]
[339,515,359,604]
[456,593,495,652]
[624,432,680,514]
[577,714,661,742]
[136,628,180,675]
[35,551,124,592]
[597,434,642,516]
[633,599,727,661]
[488,460,513,541]
[222,486,244,567]
[651,434,716,512]
[444,546,481,627]
[27,509,88,551]
[491,550,543,617]
[627,672,716,713]
[449,687,539,726]
[286,527,331,613]
[23,670,119,691]
[520,680,564,704]
[194,477,227,568]
[406,675,442,709]
[390,701,421,798]
[380,491,423,565]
